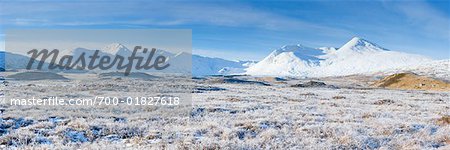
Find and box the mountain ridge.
[246,37,435,77]
[0,45,250,75]
[0,38,444,77]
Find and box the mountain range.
[0,43,251,76]
[247,37,441,77]
[0,37,447,77]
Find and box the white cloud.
[393,1,449,39]
[0,1,351,37]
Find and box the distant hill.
[372,73,450,91]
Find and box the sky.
[0,0,449,61]
[5,30,192,55]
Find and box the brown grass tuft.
[225,97,241,102]
[373,99,395,105]
[436,115,450,126]
[372,73,450,91]
[332,96,346,99]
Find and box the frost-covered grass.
[0,73,449,149]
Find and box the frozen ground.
[0,72,449,149]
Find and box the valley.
[0,72,448,149]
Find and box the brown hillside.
[372,73,450,91]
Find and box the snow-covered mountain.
[0,51,56,71]
[246,44,325,76]
[192,55,254,76]
[374,59,449,81]
[0,44,251,76]
[66,43,175,58]
[247,37,435,77]
[101,43,131,56]
[1,38,442,77]
[95,44,250,75]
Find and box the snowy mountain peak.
[174,51,191,57]
[338,37,387,52]
[270,44,323,57]
[281,44,307,50]
[247,37,433,77]
[101,43,130,55]
[318,47,337,53]
[271,44,301,56]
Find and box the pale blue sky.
[0,0,449,60]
